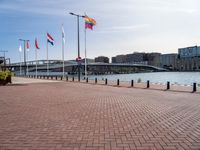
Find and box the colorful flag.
[35,38,40,49]
[85,15,96,30]
[26,41,30,51]
[47,33,54,46]
[19,45,22,52]
[62,25,65,44]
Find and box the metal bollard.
[193,83,197,92]
[167,81,170,90]
[117,79,119,86]
[86,77,88,83]
[72,76,74,82]
[66,76,68,81]
[55,76,57,80]
[61,77,63,80]
[147,80,150,88]
[131,80,134,87]
[95,78,97,84]
[105,78,107,85]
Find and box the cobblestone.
[0,78,200,149]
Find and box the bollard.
[43,76,45,79]
[51,76,53,80]
[193,83,197,92]
[86,77,88,83]
[105,78,107,85]
[131,80,134,87]
[95,78,97,84]
[72,76,74,82]
[55,76,57,80]
[66,76,68,81]
[47,76,49,79]
[147,80,150,88]
[61,77,63,80]
[167,81,170,90]
[117,79,119,86]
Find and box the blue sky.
[1,0,200,63]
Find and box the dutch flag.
[47,33,54,46]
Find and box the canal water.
[20,71,200,85]
[89,72,200,85]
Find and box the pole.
[47,39,49,76]
[62,25,65,78]
[84,23,87,79]
[24,41,26,76]
[27,50,29,76]
[77,15,80,81]
[19,52,22,75]
[35,48,38,78]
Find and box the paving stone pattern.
[0,81,200,150]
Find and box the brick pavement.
[0,78,200,150]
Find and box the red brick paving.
[0,79,200,150]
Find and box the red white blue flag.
[47,33,54,46]
[35,38,40,49]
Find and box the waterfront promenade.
[0,77,200,150]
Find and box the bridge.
[8,59,167,75]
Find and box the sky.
[1,0,200,63]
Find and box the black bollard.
[61,77,63,80]
[95,78,97,84]
[105,78,107,85]
[66,76,68,81]
[72,76,74,82]
[117,79,119,86]
[55,76,57,80]
[147,80,150,88]
[193,83,197,92]
[86,77,88,83]
[167,81,170,90]
[131,80,134,87]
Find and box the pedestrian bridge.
[9,59,167,74]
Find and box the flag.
[47,32,54,46]
[26,41,30,51]
[19,45,22,52]
[85,15,96,30]
[35,38,40,49]
[62,25,65,44]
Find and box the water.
[16,71,200,85]
[89,72,200,85]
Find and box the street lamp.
[69,12,85,81]
[19,39,29,76]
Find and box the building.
[111,52,161,67]
[160,54,178,70]
[178,46,200,59]
[177,46,200,71]
[145,53,161,67]
[94,56,109,63]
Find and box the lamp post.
[69,12,85,81]
[19,39,29,76]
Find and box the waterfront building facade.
[94,56,109,63]
[177,46,200,71]
[160,54,178,70]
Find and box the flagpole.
[62,25,65,78]
[84,24,87,79]
[35,48,38,78]
[47,39,49,76]
[27,50,29,76]
[19,51,22,76]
